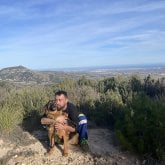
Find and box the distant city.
[0,63,164,84]
[39,63,165,72]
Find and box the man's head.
[54,90,68,110]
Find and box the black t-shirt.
[64,102,80,128]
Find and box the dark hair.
[55,90,68,98]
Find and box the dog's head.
[44,100,56,111]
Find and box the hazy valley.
[0,64,164,84]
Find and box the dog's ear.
[43,100,52,114]
[47,100,56,111]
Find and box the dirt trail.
[0,127,142,165]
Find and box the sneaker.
[80,139,90,152]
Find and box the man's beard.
[56,104,66,111]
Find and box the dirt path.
[0,127,141,165]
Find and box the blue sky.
[0,0,165,70]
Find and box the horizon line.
[0,62,165,71]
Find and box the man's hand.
[55,122,66,130]
[55,122,76,133]
[41,117,55,125]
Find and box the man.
[54,90,89,152]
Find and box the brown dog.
[41,100,69,156]
[41,100,79,156]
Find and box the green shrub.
[0,103,23,132]
[115,93,165,160]
[116,129,133,151]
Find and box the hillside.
[0,66,63,84]
[0,126,141,165]
[1,125,164,165]
[0,66,43,83]
[0,66,164,164]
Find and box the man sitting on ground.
[54,90,89,152]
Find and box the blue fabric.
[77,114,88,140]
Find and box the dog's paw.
[44,147,55,156]
[63,152,68,157]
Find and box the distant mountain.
[0,65,59,84]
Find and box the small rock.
[15,162,22,165]
[14,155,18,158]
[0,139,3,145]
[121,156,126,160]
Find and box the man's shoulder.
[67,102,77,110]
[67,102,80,122]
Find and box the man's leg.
[77,114,89,152]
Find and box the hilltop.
[0,126,141,165]
[1,125,164,165]
[0,65,44,83]
[0,66,65,84]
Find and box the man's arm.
[55,123,76,132]
[41,117,56,125]
[65,125,76,132]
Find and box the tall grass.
[0,103,23,132]
[0,85,53,132]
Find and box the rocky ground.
[0,126,163,165]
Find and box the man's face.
[55,94,68,110]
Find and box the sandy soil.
[0,126,143,165]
